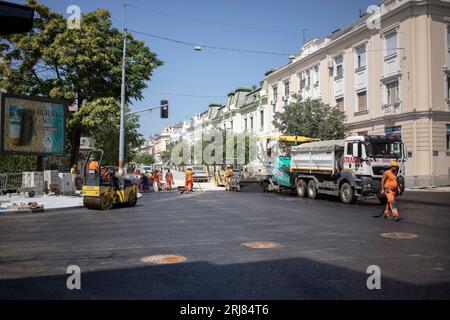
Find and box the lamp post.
[118,4,127,175]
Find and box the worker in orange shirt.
[224,165,234,191]
[185,167,193,192]
[165,169,174,191]
[153,169,162,192]
[380,161,402,221]
[88,156,99,177]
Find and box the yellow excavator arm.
[256,136,320,143]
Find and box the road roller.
[82,149,138,210]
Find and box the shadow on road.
[1,256,449,299]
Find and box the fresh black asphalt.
[0,190,449,299]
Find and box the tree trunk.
[70,127,82,167]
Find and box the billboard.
[0,94,67,156]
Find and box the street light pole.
[118,4,127,175]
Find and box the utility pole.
[119,4,127,175]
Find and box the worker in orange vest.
[165,169,174,191]
[380,161,402,221]
[185,167,193,192]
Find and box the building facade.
[265,0,450,187]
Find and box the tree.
[273,98,350,140]
[72,98,144,166]
[0,0,163,165]
[133,154,155,166]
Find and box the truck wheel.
[340,182,356,204]
[128,190,137,207]
[307,180,317,199]
[296,179,307,198]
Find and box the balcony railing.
[382,102,401,115]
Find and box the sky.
[11,0,376,139]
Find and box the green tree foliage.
[133,153,155,166]
[72,98,144,166]
[273,98,350,140]
[0,0,162,165]
[0,155,36,173]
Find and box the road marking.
[141,255,187,265]
[241,241,281,249]
[381,232,418,239]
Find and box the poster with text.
[1,94,66,155]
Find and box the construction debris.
[6,202,44,211]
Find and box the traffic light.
[0,1,34,35]
[160,100,169,119]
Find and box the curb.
[0,205,84,215]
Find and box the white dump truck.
[290,135,407,204]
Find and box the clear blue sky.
[12,0,376,138]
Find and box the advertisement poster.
[1,94,66,155]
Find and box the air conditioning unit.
[271,100,276,105]
[328,58,334,69]
[80,137,90,148]
[282,96,287,101]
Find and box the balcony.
[382,102,401,115]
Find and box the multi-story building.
[266,0,450,187]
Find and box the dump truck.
[290,135,406,204]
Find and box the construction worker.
[88,156,99,177]
[225,165,234,191]
[185,167,193,192]
[153,169,162,192]
[165,169,174,191]
[380,161,402,221]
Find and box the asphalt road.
[0,189,449,299]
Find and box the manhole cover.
[141,255,187,265]
[242,241,281,249]
[381,232,418,239]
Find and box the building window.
[335,56,343,79]
[336,98,344,111]
[250,117,254,131]
[384,30,398,58]
[447,25,450,62]
[230,120,233,131]
[260,110,264,129]
[357,91,367,112]
[272,86,278,103]
[299,73,306,90]
[386,81,399,105]
[272,104,276,114]
[306,70,311,89]
[314,66,319,86]
[356,46,366,69]
[284,80,290,97]
[447,124,450,150]
[244,118,248,131]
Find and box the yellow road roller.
[82,149,138,210]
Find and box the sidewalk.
[0,194,83,213]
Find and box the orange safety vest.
[383,169,398,191]
[185,170,193,181]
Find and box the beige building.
[266,0,450,187]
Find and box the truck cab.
[342,135,406,196]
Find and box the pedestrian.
[380,161,402,221]
[184,167,193,192]
[165,169,174,191]
[139,173,149,193]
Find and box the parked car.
[192,165,209,182]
